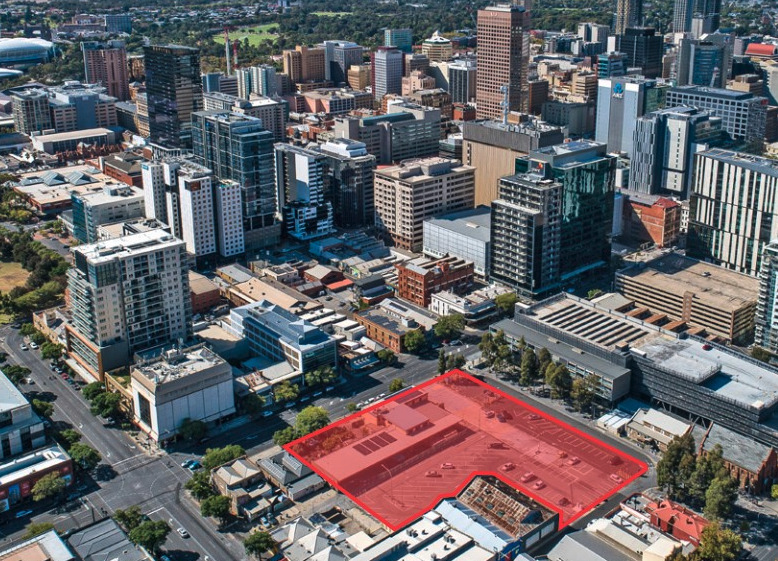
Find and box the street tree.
[656,434,696,498]
[201,494,231,525]
[241,393,266,416]
[403,330,426,354]
[274,381,299,403]
[376,349,396,365]
[32,472,65,501]
[2,364,30,385]
[68,443,101,471]
[433,314,465,340]
[128,520,170,554]
[537,347,552,374]
[346,403,358,413]
[570,374,598,413]
[82,382,105,401]
[114,505,144,531]
[179,418,207,441]
[273,426,298,447]
[59,429,81,448]
[704,474,738,520]
[693,523,741,561]
[479,332,496,366]
[772,483,778,500]
[447,353,466,370]
[40,342,63,360]
[688,444,725,505]
[305,366,338,387]
[202,444,245,470]
[32,399,53,418]
[389,378,405,392]
[519,348,538,386]
[295,406,330,436]
[245,531,278,560]
[184,470,215,500]
[437,349,447,374]
[24,522,54,539]
[89,392,122,418]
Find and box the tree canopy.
[295,406,330,436]
[128,520,170,554]
[202,444,245,470]
[433,314,464,340]
[403,330,426,354]
[179,418,207,441]
[245,531,278,560]
[32,472,66,501]
[68,443,102,471]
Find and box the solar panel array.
[353,432,397,456]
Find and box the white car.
[29,342,39,349]
[177,527,189,538]
[20,344,28,351]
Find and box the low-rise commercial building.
[0,444,73,513]
[130,344,235,444]
[31,127,119,154]
[625,408,693,452]
[0,530,74,561]
[0,371,46,461]
[615,253,759,343]
[70,184,144,243]
[619,191,681,248]
[355,304,425,353]
[68,518,152,561]
[230,300,337,373]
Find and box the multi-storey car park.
[286,370,646,530]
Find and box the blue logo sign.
[613,82,624,95]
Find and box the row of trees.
[657,434,739,521]
[182,444,246,526]
[478,331,599,412]
[29,428,101,503]
[20,324,64,360]
[272,366,339,405]
[114,505,170,554]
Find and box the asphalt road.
[0,325,246,561]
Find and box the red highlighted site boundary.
[285,370,647,530]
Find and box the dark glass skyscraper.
[144,44,203,148]
[191,110,280,250]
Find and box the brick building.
[395,256,474,307]
[621,191,681,248]
[645,499,709,546]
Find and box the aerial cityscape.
[1,0,778,560]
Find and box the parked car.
[566,456,580,466]
[609,474,623,484]
[520,472,535,483]
[484,410,495,419]
[425,470,441,477]
[532,480,546,490]
[500,462,516,471]
[181,459,194,469]
[188,461,202,471]
[440,462,455,470]
[19,344,28,351]
[176,527,189,538]
[261,411,273,417]
[29,342,38,349]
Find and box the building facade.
[144,44,203,148]
[319,139,377,229]
[688,148,778,276]
[81,40,130,101]
[66,230,192,381]
[374,158,475,252]
[476,4,531,118]
[395,256,475,307]
[372,47,403,100]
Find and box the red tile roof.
[646,499,709,544]
[746,43,778,57]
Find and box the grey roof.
[68,519,150,561]
[547,531,633,561]
[424,205,491,243]
[0,530,74,561]
[493,318,631,381]
[0,369,29,413]
[698,148,778,179]
[693,423,774,474]
[668,84,764,101]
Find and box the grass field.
[312,11,353,16]
[0,262,29,291]
[213,24,279,46]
